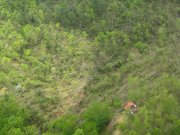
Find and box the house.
[123,101,138,114]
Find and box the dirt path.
[106,113,124,135]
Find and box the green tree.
[49,114,80,135]
[83,102,112,132]
[0,95,40,135]
[73,129,84,135]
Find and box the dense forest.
[0,0,179,135]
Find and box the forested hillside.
[0,0,179,135]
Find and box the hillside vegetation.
[0,0,180,135]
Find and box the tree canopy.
[0,0,179,135]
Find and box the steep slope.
[0,0,179,135]
[0,21,94,119]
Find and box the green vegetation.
[46,102,111,135]
[119,75,180,135]
[0,0,179,135]
[0,95,41,135]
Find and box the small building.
[123,101,138,114]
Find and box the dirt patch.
[0,87,8,96]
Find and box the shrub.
[134,41,147,53]
[49,114,80,135]
[73,129,84,135]
[83,102,112,132]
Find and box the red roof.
[124,101,136,110]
